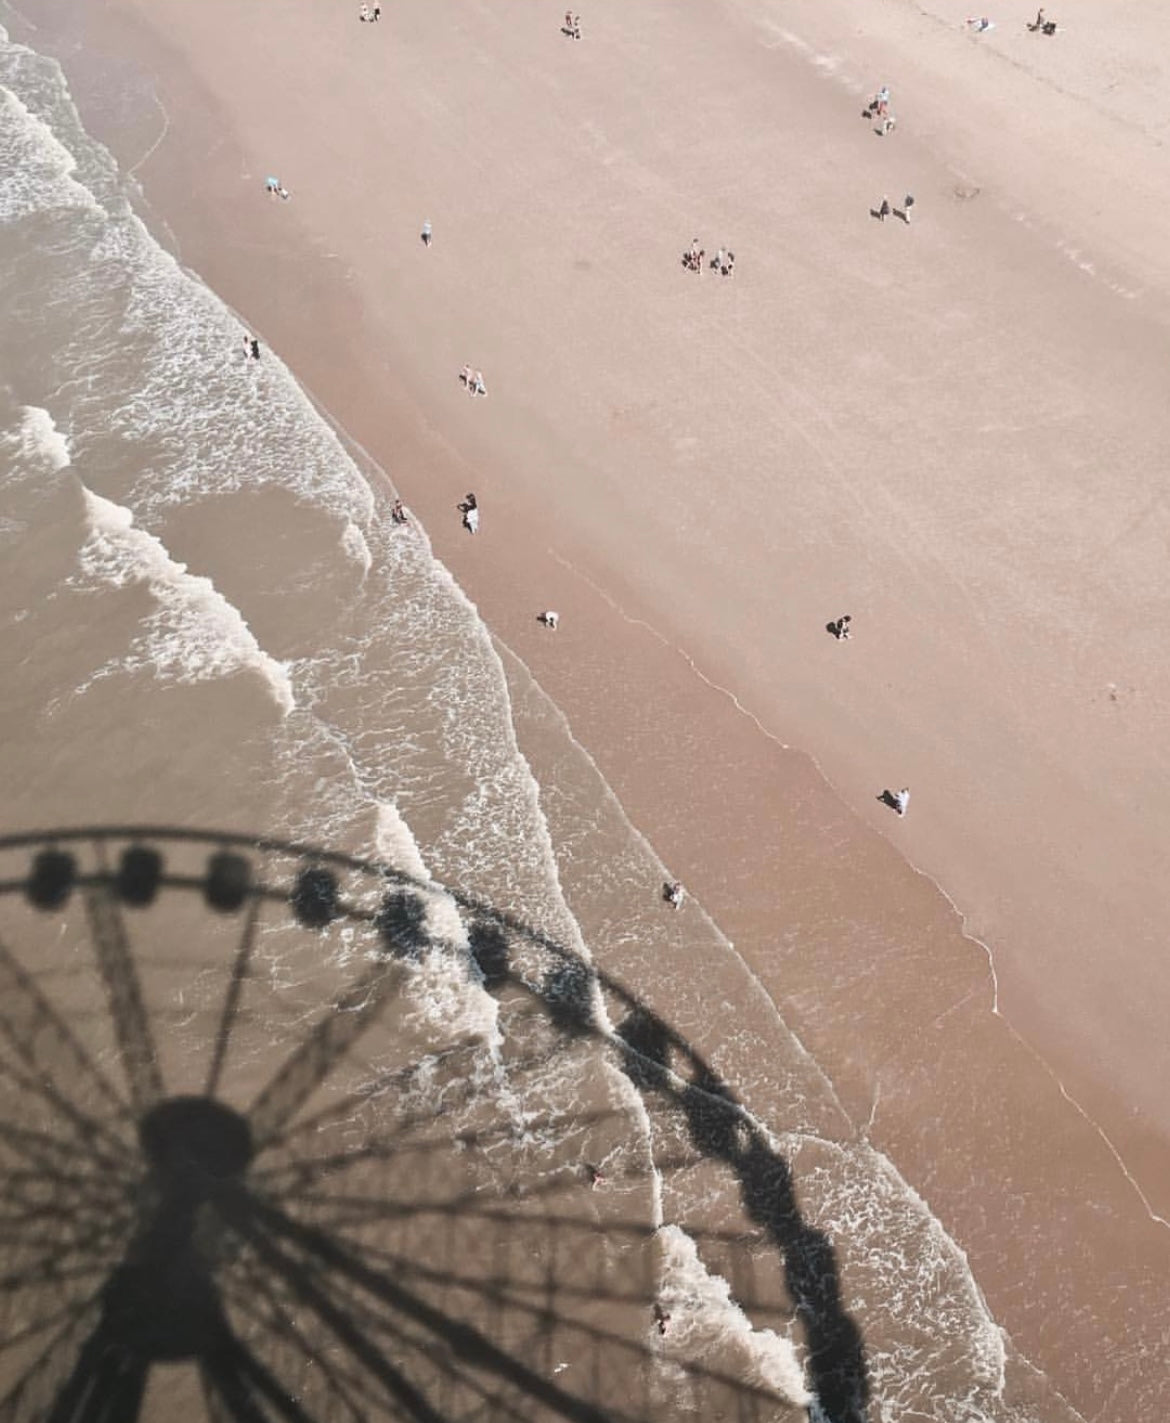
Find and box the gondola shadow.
[0,828,869,1422]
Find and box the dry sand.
[11,0,1170,1411]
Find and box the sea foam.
[73,488,296,715]
[8,404,71,471]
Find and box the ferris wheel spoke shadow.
[231,1191,626,1423]
[0,1133,137,1217]
[223,1203,451,1423]
[0,934,131,1123]
[204,897,263,1101]
[0,828,872,1423]
[220,1263,390,1423]
[0,1291,104,1423]
[247,962,409,1154]
[253,1100,631,1206]
[83,875,166,1114]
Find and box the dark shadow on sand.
[0,827,871,1423]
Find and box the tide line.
[550,547,1170,1235]
[128,89,171,178]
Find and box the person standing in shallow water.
[250,337,261,361]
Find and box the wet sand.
[10,0,1170,1412]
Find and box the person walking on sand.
[903,193,915,223]
[471,370,487,397]
[572,14,582,39]
[866,85,890,118]
[893,787,910,816]
[372,3,381,18]
[877,195,891,221]
[359,3,370,21]
[421,219,432,247]
[832,614,852,640]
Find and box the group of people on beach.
[322,8,916,863]
[1028,8,1058,34]
[864,85,897,135]
[875,193,914,223]
[970,10,1059,34]
[682,238,735,277]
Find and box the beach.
[2,0,1169,1416]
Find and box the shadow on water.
[0,828,869,1423]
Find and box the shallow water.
[0,23,1096,1420]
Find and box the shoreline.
[8,0,1170,1411]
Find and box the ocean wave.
[0,83,98,222]
[71,486,296,714]
[657,1223,811,1405]
[1,402,71,473]
[0,19,1088,1420]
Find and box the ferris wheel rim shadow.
[0,826,870,1423]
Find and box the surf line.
[548,550,792,752]
[550,548,1170,1235]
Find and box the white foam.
[340,518,373,577]
[73,489,296,715]
[656,1224,811,1406]
[0,24,1074,1412]
[0,404,71,477]
[374,801,429,879]
[402,941,500,1046]
[0,84,98,221]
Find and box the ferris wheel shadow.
[0,828,869,1423]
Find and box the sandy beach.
[5,0,1170,1413]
